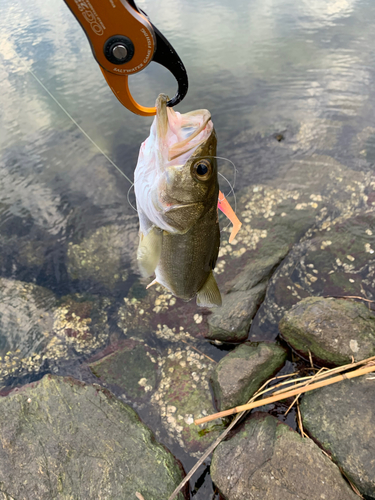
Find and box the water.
[1,0,375,497]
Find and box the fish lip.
[162,202,200,213]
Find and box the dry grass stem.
[284,367,325,416]
[324,294,375,304]
[296,400,307,438]
[195,361,375,425]
[308,350,314,369]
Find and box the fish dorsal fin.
[196,272,222,308]
[137,227,163,277]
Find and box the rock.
[151,344,224,457]
[89,339,160,400]
[51,293,111,358]
[211,412,358,500]
[210,343,287,411]
[67,221,138,290]
[207,250,292,342]
[0,278,56,383]
[301,376,375,499]
[279,296,375,366]
[254,209,375,339]
[207,285,266,342]
[0,281,111,385]
[0,375,186,499]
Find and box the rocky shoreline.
[0,149,374,499]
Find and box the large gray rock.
[301,376,375,499]
[211,412,358,500]
[210,343,287,411]
[0,375,186,500]
[279,296,375,366]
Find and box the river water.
[1,0,375,497]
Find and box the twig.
[324,294,375,304]
[195,363,375,425]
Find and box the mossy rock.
[301,376,375,499]
[0,375,186,499]
[279,296,375,366]
[210,342,287,411]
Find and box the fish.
[134,94,240,307]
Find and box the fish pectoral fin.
[218,190,242,243]
[137,228,163,277]
[196,272,222,308]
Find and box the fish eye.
[192,159,212,181]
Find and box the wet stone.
[0,281,111,385]
[279,296,375,366]
[0,278,56,383]
[207,285,266,342]
[0,375,186,500]
[51,293,111,358]
[255,209,375,339]
[211,412,358,500]
[210,342,287,411]
[89,339,160,400]
[151,345,224,457]
[67,221,138,291]
[301,376,375,499]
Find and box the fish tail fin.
[218,190,242,243]
[196,272,222,308]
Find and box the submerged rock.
[211,412,358,500]
[0,375,186,499]
[210,343,287,411]
[0,278,56,382]
[0,280,111,385]
[279,296,375,366]
[301,376,375,499]
[67,220,138,290]
[255,209,375,339]
[89,338,160,400]
[151,344,224,457]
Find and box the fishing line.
[26,67,134,187]
[126,183,138,212]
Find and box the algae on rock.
[0,375,186,500]
[279,296,375,366]
[210,342,287,411]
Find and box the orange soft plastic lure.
[218,190,242,243]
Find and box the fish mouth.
[162,202,201,214]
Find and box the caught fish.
[134,94,240,307]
